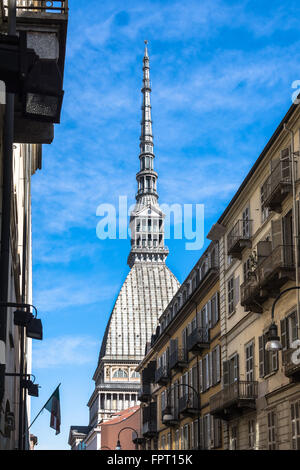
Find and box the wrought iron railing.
[178,394,199,412]
[161,405,179,423]
[227,219,253,254]
[262,158,292,207]
[138,383,151,400]
[169,348,188,370]
[187,327,210,351]
[256,245,294,283]
[154,365,169,384]
[210,380,258,413]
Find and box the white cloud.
[33,335,98,369]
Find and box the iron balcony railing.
[210,380,258,415]
[282,348,300,378]
[178,394,199,414]
[161,405,179,425]
[142,402,157,436]
[138,383,151,402]
[187,327,210,352]
[169,348,188,370]
[256,245,294,285]
[155,365,170,385]
[227,219,253,256]
[262,159,293,211]
[1,0,68,15]
[142,420,157,437]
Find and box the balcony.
[178,394,199,416]
[282,348,300,381]
[256,245,295,291]
[187,327,210,354]
[227,219,253,259]
[210,381,258,421]
[262,159,292,213]
[161,405,179,426]
[138,383,151,403]
[142,420,157,438]
[240,277,268,314]
[169,348,188,372]
[155,365,170,385]
[0,0,68,144]
[142,402,157,438]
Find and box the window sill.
[228,310,236,318]
[263,370,278,380]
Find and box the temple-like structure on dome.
[69,42,180,450]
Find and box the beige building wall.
[211,102,300,450]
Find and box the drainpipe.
[0,0,16,408]
[283,123,300,338]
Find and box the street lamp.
[265,286,300,352]
[115,426,141,450]
[162,383,201,450]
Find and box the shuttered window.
[267,411,276,450]
[258,334,278,376]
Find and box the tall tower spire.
[127,42,169,268]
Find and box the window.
[242,206,251,237]
[113,368,128,378]
[291,401,300,450]
[211,345,221,386]
[259,334,278,377]
[182,424,189,450]
[210,292,219,326]
[245,341,254,381]
[191,419,199,450]
[203,414,211,449]
[175,429,179,450]
[281,311,298,350]
[161,435,166,450]
[228,276,234,314]
[167,432,172,450]
[211,417,222,449]
[267,411,277,450]
[230,425,238,450]
[261,185,269,223]
[223,354,239,386]
[131,371,140,378]
[248,419,255,449]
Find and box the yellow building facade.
[208,100,300,449]
[137,242,223,450]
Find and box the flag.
[44,385,61,435]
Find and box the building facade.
[69,43,180,450]
[137,242,223,450]
[0,0,68,450]
[208,98,300,449]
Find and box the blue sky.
[29,0,300,449]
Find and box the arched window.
[131,371,140,378]
[113,368,128,378]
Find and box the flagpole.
[26,383,61,434]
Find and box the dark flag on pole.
[44,385,61,435]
